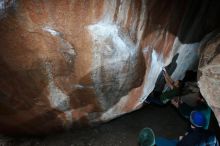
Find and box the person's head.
[138,127,155,146]
[190,111,207,128]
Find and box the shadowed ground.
[3,105,187,146]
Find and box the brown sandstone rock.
[0,0,219,134]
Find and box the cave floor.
[6,104,188,146]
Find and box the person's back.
[197,132,219,146]
[177,111,219,146]
[177,127,217,146]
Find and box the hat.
[138,127,155,146]
[190,111,207,128]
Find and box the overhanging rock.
[0,0,220,134]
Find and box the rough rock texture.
[198,32,220,126]
[0,0,220,134]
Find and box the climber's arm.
[162,68,175,89]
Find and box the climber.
[145,68,184,105]
[139,111,219,146]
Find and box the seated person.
[171,94,211,130]
[139,111,219,146]
[145,68,184,105]
[175,111,218,146]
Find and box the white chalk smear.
[43,26,61,36]
[138,49,164,104]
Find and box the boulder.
[0,0,219,134]
[198,32,220,126]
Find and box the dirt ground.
[2,104,188,146]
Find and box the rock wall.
[0,0,219,134]
[198,32,220,126]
